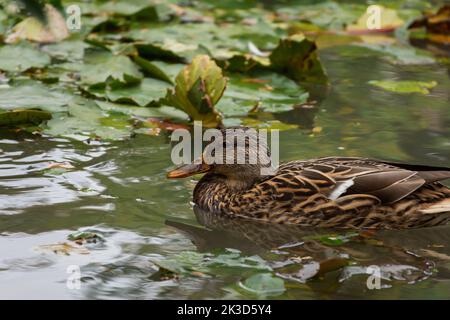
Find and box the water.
[1,43,449,299]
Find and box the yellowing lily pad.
[368,80,438,94]
[5,4,69,44]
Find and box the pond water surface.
[1,44,450,299]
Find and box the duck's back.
[194,157,450,229]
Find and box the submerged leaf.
[368,80,438,94]
[166,55,226,127]
[240,273,285,296]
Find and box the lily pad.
[368,80,438,94]
[91,78,172,107]
[44,98,134,140]
[133,56,174,84]
[240,273,285,296]
[166,55,227,127]
[0,82,73,112]
[80,50,143,87]
[218,72,309,115]
[0,43,50,72]
[0,109,52,127]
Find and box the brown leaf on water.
[36,243,90,255]
[146,118,190,131]
[408,5,450,36]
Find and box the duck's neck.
[193,173,258,212]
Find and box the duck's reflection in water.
[167,206,450,292]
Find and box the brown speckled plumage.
[192,157,450,229]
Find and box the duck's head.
[167,127,274,190]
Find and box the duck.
[167,127,450,229]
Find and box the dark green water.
[1,44,449,299]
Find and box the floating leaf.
[307,232,359,246]
[133,56,173,84]
[166,55,226,127]
[0,109,52,127]
[5,4,69,44]
[368,80,438,94]
[408,5,450,35]
[269,34,327,83]
[240,273,285,296]
[91,78,172,107]
[68,231,103,245]
[218,72,309,116]
[36,242,90,255]
[41,40,89,61]
[0,82,73,112]
[44,98,134,141]
[80,50,143,87]
[0,43,50,72]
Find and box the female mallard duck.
[167,128,450,229]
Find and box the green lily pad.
[307,232,359,246]
[0,82,73,112]
[166,55,227,127]
[68,231,103,243]
[0,109,52,127]
[217,72,309,116]
[42,40,89,61]
[269,34,327,83]
[132,56,173,84]
[0,43,50,72]
[94,100,188,120]
[80,50,143,87]
[240,273,285,296]
[368,80,438,94]
[44,98,133,140]
[90,78,172,107]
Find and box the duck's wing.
[281,157,450,204]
